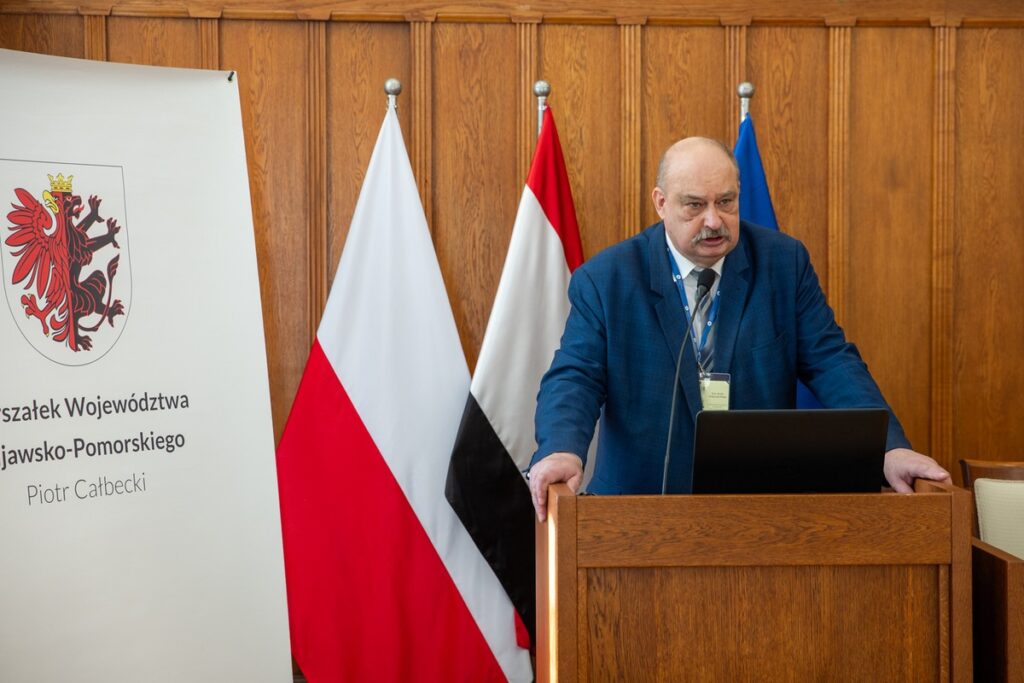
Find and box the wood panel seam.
[827,26,850,323]
[198,17,218,69]
[517,21,538,185]
[83,13,106,60]
[620,23,640,240]
[410,19,433,231]
[725,25,747,143]
[306,20,328,338]
[930,25,955,470]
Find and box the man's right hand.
[528,452,584,522]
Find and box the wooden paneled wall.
[3,1,1023,480]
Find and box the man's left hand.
[883,448,951,493]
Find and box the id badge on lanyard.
[699,373,730,411]
[667,248,730,410]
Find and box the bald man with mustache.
[528,137,949,520]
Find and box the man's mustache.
[691,226,730,246]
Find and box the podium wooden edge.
[537,484,576,683]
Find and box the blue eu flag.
[734,116,822,409]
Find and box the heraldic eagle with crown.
[5,173,125,352]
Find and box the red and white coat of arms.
[2,164,131,365]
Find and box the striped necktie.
[693,268,717,371]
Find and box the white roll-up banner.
[0,48,291,682]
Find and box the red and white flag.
[276,107,532,682]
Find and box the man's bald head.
[655,137,739,191]
[651,136,742,267]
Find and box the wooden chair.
[959,459,1024,487]
[959,460,1024,681]
[975,479,1024,560]
[959,459,1024,535]
[972,538,1023,682]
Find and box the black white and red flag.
[446,107,584,649]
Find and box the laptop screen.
[691,409,888,494]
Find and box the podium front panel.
[537,482,972,683]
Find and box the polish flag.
[276,106,532,682]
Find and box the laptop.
[691,409,888,494]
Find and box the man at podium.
[528,137,949,521]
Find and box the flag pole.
[534,80,550,139]
[737,81,754,122]
[385,77,402,111]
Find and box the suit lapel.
[649,224,704,423]
[713,225,753,374]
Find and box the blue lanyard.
[666,247,721,356]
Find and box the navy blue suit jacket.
[531,221,910,494]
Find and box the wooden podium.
[536,480,972,682]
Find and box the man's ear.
[652,187,666,218]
